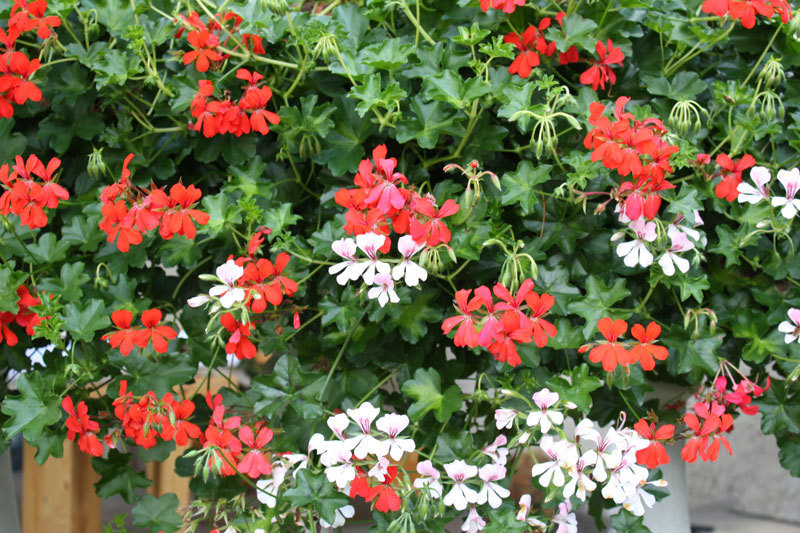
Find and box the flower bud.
[262,0,288,14]
[87,148,107,179]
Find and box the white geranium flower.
[345,402,389,459]
[778,308,800,344]
[443,460,479,511]
[414,460,443,499]
[209,259,245,308]
[772,168,800,219]
[616,218,657,267]
[375,413,415,461]
[525,388,563,433]
[737,166,771,204]
[392,235,427,287]
[367,273,399,307]
[658,230,693,276]
[328,237,367,285]
[355,232,390,284]
[476,463,510,508]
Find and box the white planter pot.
[0,449,22,533]
[641,382,691,533]
[641,443,691,533]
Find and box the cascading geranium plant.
[1,0,800,532]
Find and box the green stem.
[742,23,782,86]
[400,0,436,46]
[317,311,367,401]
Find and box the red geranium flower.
[714,153,755,201]
[634,419,674,469]
[580,40,625,90]
[629,322,669,371]
[581,317,630,372]
[183,30,223,72]
[442,289,482,348]
[410,198,460,246]
[102,309,140,356]
[366,466,402,513]
[220,312,257,360]
[504,20,555,78]
[135,309,177,353]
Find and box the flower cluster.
[111,380,202,450]
[329,232,426,307]
[677,367,769,463]
[0,285,42,346]
[504,15,580,79]
[308,403,416,516]
[579,317,670,372]
[330,145,461,305]
[0,0,61,118]
[188,250,298,359]
[611,213,702,275]
[736,165,800,218]
[101,308,178,356]
[62,396,103,457]
[496,389,667,518]
[98,154,210,252]
[176,10,265,72]
[189,70,280,138]
[701,0,793,29]
[442,279,557,367]
[0,154,69,229]
[335,145,460,247]
[585,97,679,221]
[199,392,275,478]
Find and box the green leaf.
[251,355,325,419]
[38,263,90,303]
[349,74,407,118]
[643,72,707,100]
[92,450,153,503]
[131,494,183,533]
[360,38,414,71]
[778,437,800,477]
[546,364,603,413]
[709,225,743,267]
[385,289,442,343]
[109,352,196,397]
[64,299,110,342]
[665,186,702,222]
[0,266,27,313]
[547,14,598,52]
[401,368,462,423]
[315,96,374,176]
[395,96,465,149]
[501,161,552,215]
[425,71,491,110]
[1,373,62,441]
[609,509,650,533]
[202,193,243,236]
[567,276,631,338]
[675,335,723,375]
[497,83,537,131]
[283,470,349,525]
[0,119,27,162]
[757,381,800,435]
[61,214,105,252]
[262,203,301,239]
[28,233,70,264]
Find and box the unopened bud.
[470,160,479,169]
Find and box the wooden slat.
[22,440,101,533]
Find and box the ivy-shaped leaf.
[402,367,462,423]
